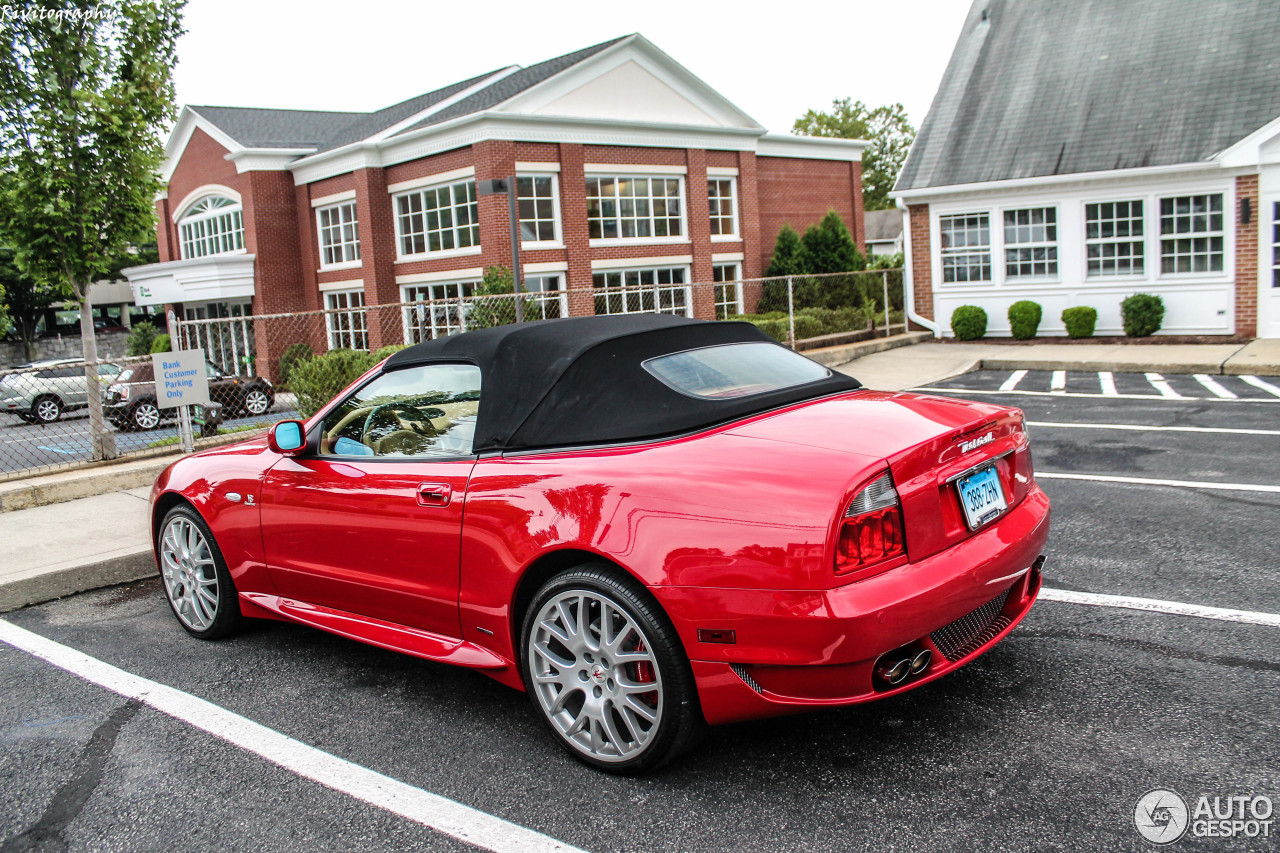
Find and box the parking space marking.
[1241,375,1280,397]
[1050,371,1066,394]
[999,370,1028,392]
[1144,373,1184,399]
[1040,588,1280,628]
[1098,372,1118,397]
[1194,374,1237,398]
[911,387,1280,403]
[1029,420,1280,437]
[0,619,587,853]
[1038,471,1280,493]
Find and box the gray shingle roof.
[896,0,1280,192]
[863,209,902,242]
[187,36,630,155]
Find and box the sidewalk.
[1,333,1278,613]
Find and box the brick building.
[892,0,1280,340]
[124,34,867,374]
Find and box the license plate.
[956,463,1007,530]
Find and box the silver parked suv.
[0,359,122,423]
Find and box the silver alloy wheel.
[133,402,160,430]
[160,515,220,631]
[243,389,270,415]
[529,590,664,763]
[34,397,61,422]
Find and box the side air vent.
[730,663,763,694]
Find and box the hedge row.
[948,294,1165,340]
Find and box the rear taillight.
[835,472,905,574]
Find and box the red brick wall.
[908,204,934,327]
[164,127,250,257]
[1235,174,1258,338]
[755,156,862,274]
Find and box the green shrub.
[1061,306,1098,339]
[1121,293,1164,337]
[951,305,988,341]
[764,225,805,278]
[277,342,313,386]
[149,333,171,353]
[372,344,408,361]
[730,307,869,343]
[729,314,789,342]
[290,349,377,418]
[1008,300,1043,340]
[125,321,160,356]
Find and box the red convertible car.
[151,315,1049,773]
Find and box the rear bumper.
[657,486,1050,725]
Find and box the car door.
[258,362,482,638]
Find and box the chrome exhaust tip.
[910,649,932,674]
[880,658,911,685]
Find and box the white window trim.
[392,177,481,262]
[583,163,686,175]
[1001,205,1060,283]
[1156,191,1228,280]
[318,278,363,293]
[177,195,247,261]
[521,272,571,320]
[515,161,560,173]
[711,252,745,262]
[315,200,362,271]
[712,262,744,318]
[400,279,481,342]
[311,189,356,208]
[708,175,740,242]
[937,211,993,285]
[591,255,694,271]
[324,289,368,351]
[396,267,485,286]
[517,172,564,250]
[386,166,475,195]
[1081,198,1148,282]
[586,173,690,247]
[590,264,694,318]
[707,166,739,177]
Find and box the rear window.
[643,342,831,400]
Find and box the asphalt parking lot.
[1,369,1277,852]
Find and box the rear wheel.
[520,565,704,774]
[157,505,242,640]
[242,388,272,416]
[32,395,62,423]
[130,401,161,430]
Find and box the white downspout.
[896,197,940,336]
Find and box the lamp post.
[477,177,525,324]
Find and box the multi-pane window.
[708,179,738,238]
[1003,208,1058,279]
[586,176,683,240]
[395,180,479,256]
[1272,201,1280,289]
[179,196,245,259]
[325,290,368,351]
[592,267,690,316]
[517,176,559,244]
[1160,194,1224,274]
[402,281,476,342]
[939,214,991,282]
[317,202,360,267]
[1085,201,1144,277]
[523,274,568,320]
[712,263,742,319]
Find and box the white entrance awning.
[122,254,255,307]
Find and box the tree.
[800,211,865,274]
[0,246,61,361]
[0,1,184,458]
[792,99,915,211]
[764,225,805,277]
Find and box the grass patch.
[146,422,269,449]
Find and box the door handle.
[416,482,452,507]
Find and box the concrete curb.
[977,355,1233,374]
[805,331,934,368]
[0,459,170,513]
[0,550,155,613]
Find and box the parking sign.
[151,350,210,409]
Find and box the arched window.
[178,195,245,259]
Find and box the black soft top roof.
[383,315,861,453]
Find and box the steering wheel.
[361,403,440,446]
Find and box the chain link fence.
[1,270,902,480]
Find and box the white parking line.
[1040,588,1280,628]
[0,620,587,853]
[1098,372,1118,397]
[911,387,1280,403]
[1241,375,1280,398]
[1038,471,1280,493]
[1144,373,1185,399]
[1194,374,1237,398]
[1050,371,1066,394]
[999,370,1028,392]
[1029,421,1280,437]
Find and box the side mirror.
[268,420,307,455]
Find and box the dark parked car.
[106,361,274,430]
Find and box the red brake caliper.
[632,641,658,706]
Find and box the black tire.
[156,505,242,640]
[519,564,705,774]
[32,395,62,423]
[130,400,161,430]
[241,387,273,416]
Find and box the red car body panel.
[152,382,1050,722]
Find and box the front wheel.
[520,565,705,774]
[242,388,272,416]
[157,505,242,639]
[32,395,62,423]
[130,401,161,430]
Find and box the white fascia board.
[163,107,245,182]
[227,148,316,173]
[756,134,868,162]
[289,143,383,186]
[890,161,1230,202]
[311,189,357,208]
[496,34,764,131]
[1215,114,1280,168]
[369,66,523,143]
[395,267,485,285]
[591,255,693,270]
